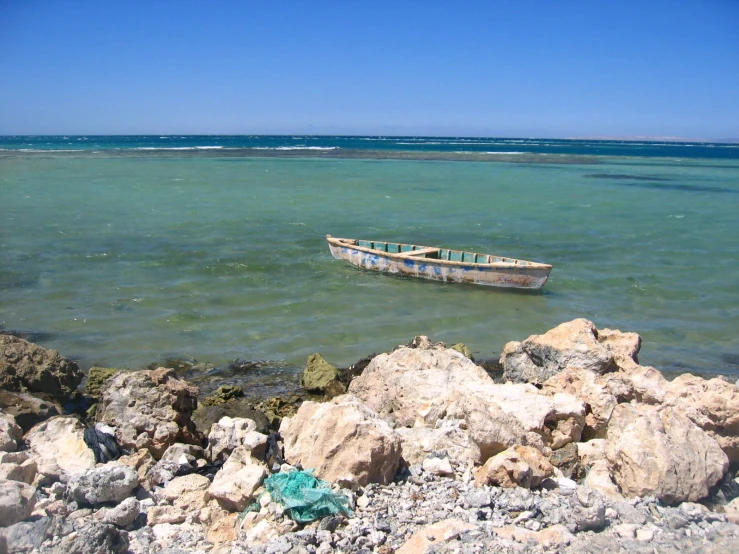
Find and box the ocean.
[1,136,738,383]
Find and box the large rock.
[208,446,266,511]
[510,321,739,495]
[67,463,139,504]
[0,335,83,402]
[501,319,615,384]
[474,445,553,489]
[95,367,202,459]
[281,395,401,487]
[663,374,739,462]
[605,403,728,503]
[348,340,584,462]
[0,412,22,452]
[348,340,488,427]
[25,416,96,482]
[0,390,60,433]
[538,322,739,449]
[0,479,36,527]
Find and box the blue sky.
[1,0,737,138]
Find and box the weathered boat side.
[326,235,552,289]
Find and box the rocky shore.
[1,319,738,553]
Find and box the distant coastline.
[569,135,739,144]
[2,134,739,144]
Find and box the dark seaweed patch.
[0,329,57,343]
[721,353,739,367]
[584,173,669,181]
[227,359,273,374]
[0,279,38,290]
[588,178,736,194]
[621,181,734,194]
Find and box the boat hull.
[327,240,551,289]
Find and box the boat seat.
[397,247,440,257]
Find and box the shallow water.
[1,138,738,379]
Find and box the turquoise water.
[1,137,738,379]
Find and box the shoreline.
[2,327,733,398]
[1,319,739,552]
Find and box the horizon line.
[1,133,737,144]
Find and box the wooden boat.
[326,235,552,289]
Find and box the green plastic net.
[263,469,354,523]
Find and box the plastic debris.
[263,469,353,523]
[83,423,125,463]
[265,432,285,472]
